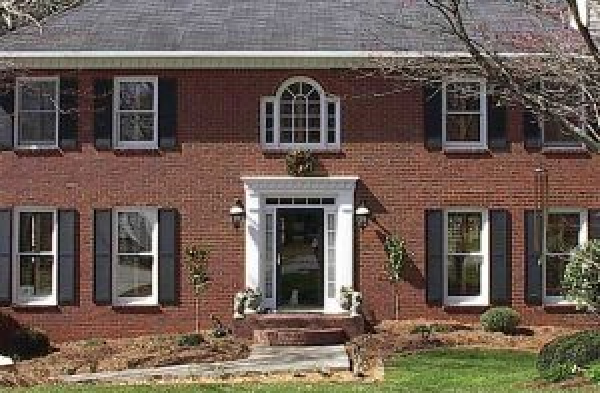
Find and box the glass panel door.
[276,208,324,309]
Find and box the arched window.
[261,77,340,150]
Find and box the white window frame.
[443,208,489,306]
[12,207,58,306]
[113,76,159,150]
[112,207,159,306]
[14,76,60,149]
[442,79,487,150]
[261,76,341,151]
[543,208,587,305]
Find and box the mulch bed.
[1,334,250,387]
[347,319,580,380]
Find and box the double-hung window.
[261,77,340,150]
[13,208,57,306]
[543,209,587,304]
[541,82,585,149]
[113,208,158,306]
[114,77,158,149]
[444,209,489,306]
[443,80,487,149]
[15,77,59,148]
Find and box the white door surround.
[242,176,358,313]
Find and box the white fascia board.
[0,50,576,69]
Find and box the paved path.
[60,345,350,383]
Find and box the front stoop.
[233,314,364,345]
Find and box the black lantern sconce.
[355,200,371,230]
[229,199,245,228]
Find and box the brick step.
[254,327,347,346]
[233,314,365,340]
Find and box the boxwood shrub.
[480,307,520,334]
[9,326,51,360]
[538,330,600,381]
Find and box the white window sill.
[543,297,577,307]
[262,146,342,153]
[443,146,489,154]
[114,145,159,151]
[113,299,158,307]
[444,298,489,307]
[541,145,588,154]
[15,144,60,151]
[13,299,57,307]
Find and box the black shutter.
[525,210,543,305]
[490,209,510,304]
[158,78,177,149]
[0,81,14,150]
[589,210,600,241]
[94,209,112,304]
[426,209,444,305]
[59,78,78,150]
[424,84,443,150]
[58,210,77,305]
[487,93,507,150]
[524,110,542,149]
[94,79,113,150]
[0,209,11,304]
[158,208,177,305]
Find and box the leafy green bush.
[563,240,600,313]
[540,363,576,383]
[538,330,600,382]
[10,327,51,359]
[585,362,600,383]
[177,333,204,347]
[480,307,520,334]
[410,324,434,341]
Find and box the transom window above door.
[261,77,340,150]
[114,77,158,149]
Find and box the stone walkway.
[60,345,350,384]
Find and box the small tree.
[383,235,410,320]
[562,239,600,313]
[184,245,210,333]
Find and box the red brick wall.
[0,69,598,342]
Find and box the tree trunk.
[195,297,199,333]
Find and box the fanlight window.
[261,77,340,150]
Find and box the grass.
[11,348,597,392]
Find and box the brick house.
[0,0,598,342]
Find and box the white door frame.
[242,176,358,313]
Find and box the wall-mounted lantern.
[355,200,371,230]
[229,199,245,228]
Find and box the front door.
[276,208,324,310]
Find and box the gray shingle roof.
[0,0,572,52]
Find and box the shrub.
[177,333,204,347]
[9,327,51,360]
[538,330,600,382]
[540,363,576,383]
[480,307,520,334]
[410,324,434,341]
[585,362,600,384]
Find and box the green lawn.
[12,348,598,392]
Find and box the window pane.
[119,113,155,142]
[118,212,153,253]
[18,112,57,145]
[447,212,482,253]
[545,255,569,297]
[308,130,320,143]
[19,255,53,297]
[544,119,579,146]
[19,80,57,110]
[119,81,155,110]
[546,213,580,253]
[279,81,322,145]
[446,114,481,142]
[447,255,482,297]
[446,82,481,111]
[19,212,53,253]
[116,255,153,298]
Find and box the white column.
[244,184,262,292]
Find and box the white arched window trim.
[261,76,341,151]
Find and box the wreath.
[285,150,317,177]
